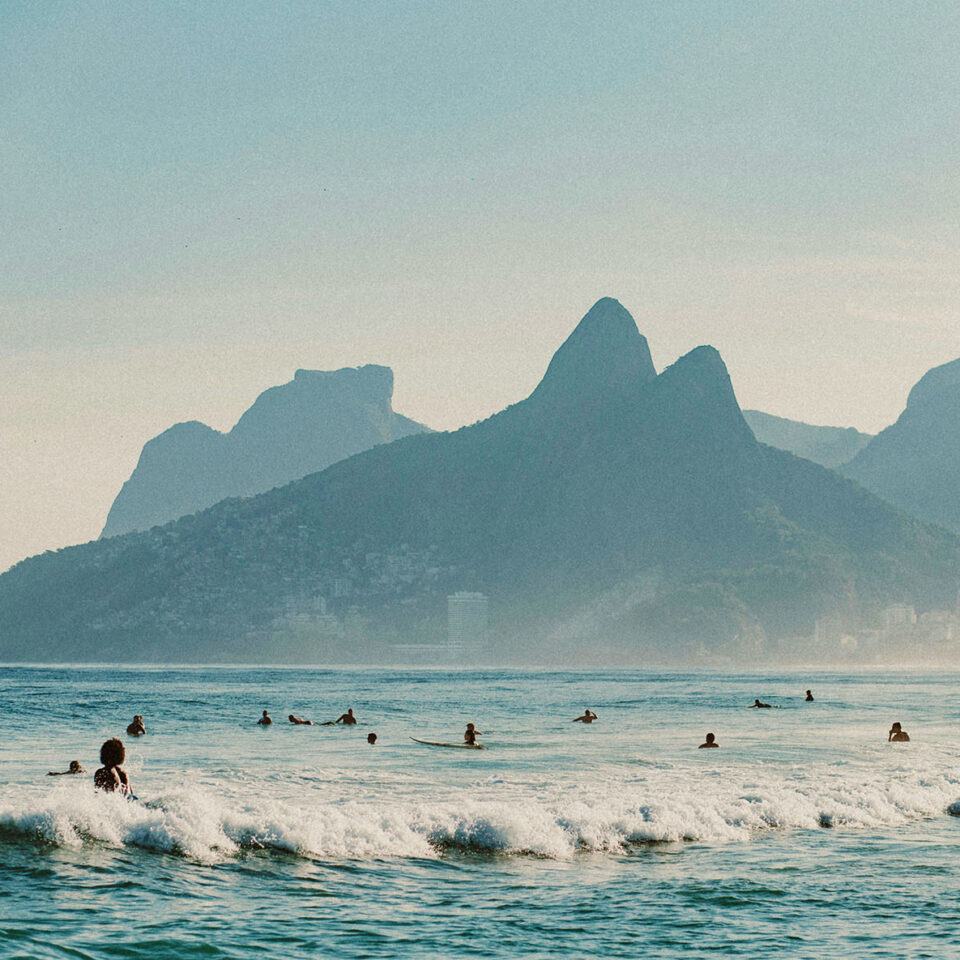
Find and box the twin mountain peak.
[103,298,748,538]
[7,297,954,663]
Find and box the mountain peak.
[529,298,656,406]
[656,345,732,392]
[100,363,429,538]
[292,364,394,396]
[905,356,960,412]
[647,345,754,452]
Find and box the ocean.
[1,665,959,959]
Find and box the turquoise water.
[2,666,960,958]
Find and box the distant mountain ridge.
[101,364,429,537]
[1,297,956,664]
[743,410,872,468]
[841,357,960,531]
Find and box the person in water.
[464,722,482,745]
[288,714,314,725]
[126,715,146,736]
[323,708,357,725]
[698,733,719,749]
[367,733,377,744]
[94,739,132,795]
[805,690,814,702]
[258,710,272,725]
[48,760,83,776]
[573,709,598,723]
[749,699,773,708]
[889,722,910,742]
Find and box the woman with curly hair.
[94,738,133,795]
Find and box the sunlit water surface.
[2,665,960,959]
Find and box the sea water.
[1,665,960,959]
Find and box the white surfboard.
[410,737,486,750]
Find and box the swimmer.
[889,722,910,742]
[367,733,377,744]
[257,710,272,726]
[323,708,357,725]
[288,714,314,725]
[573,709,598,723]
[698,733,719,749]
[464,722,482,745]
[126,715,146,736]
[93,739,132,795]
[48,760,83,776]
[805,690,814,702]
[749,699,773,708]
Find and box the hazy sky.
[4,0,960,573]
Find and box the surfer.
[93,738,133,796]
[889,722,910,742]
[323,708,357,725]
[464,722,481,745]
[367,733,377,744]
[805,690,814,702]
[288,714,314,725]
[126,715,146,736]
[749,699,773,708]
[698,733,719,749]
[48,760,83,776]
[258,710,272,726]
[573,709,598,723]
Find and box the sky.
[3,0,960,573]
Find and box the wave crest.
[3,767,958,864]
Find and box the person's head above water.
[699,732,718,748]
[466,722,475,730]
[367,733,377,744]
[891,722,902,731]
[68,760,82,773]
[100,738,125,768]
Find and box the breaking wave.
[3,763,959,864]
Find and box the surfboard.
[410,737,486,749]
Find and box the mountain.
[1,297,956,664]
[101,364,429,537]
[841,357,960,531]
[743,410,871,468]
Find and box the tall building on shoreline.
[447,592,489,653]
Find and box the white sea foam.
[3,762,959,864]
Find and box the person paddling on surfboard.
[573,709,598,723]
[288,714,314,725]
[464,722,482,745]
[48,760,83,776]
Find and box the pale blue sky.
[3,1,960,570]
